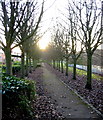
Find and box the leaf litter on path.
[28,67,64,119]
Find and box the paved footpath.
[42,63,102,118]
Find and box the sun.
[38,34,50,50]
[39,41,47,50]
[38,39,49,50]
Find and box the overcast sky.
[39,0,103,50]
[0,0,67,52]
[0,0,102,53]
[38,0,68,49]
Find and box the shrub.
[13,61,21,65]
[12,65,21,74]
[2,66,6,73]
[2,65,21,74]
[2,74,35,119]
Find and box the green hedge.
[2,65,21,74]
[13,61,21,65]
[2,74,35,119]
[12,65,21,74]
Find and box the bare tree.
[52,27,64,71]
[69,0,102,89]
[42,42,58,68]
[0,0,44,75]
[62,32,71,76]
[52,25,71,76]
[67,7,84,80]
[17,1,44,78]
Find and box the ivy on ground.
[2,74,36,120]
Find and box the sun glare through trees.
[38,39,49,50]
[0,0,103,119]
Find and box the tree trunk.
[33,59,36,70]
[65,58,68,76]
[73,58,76,80]
[85,53,92,90]
[59,60,60,71]
[21,52,25,78]
[53,59,55,69]
[52,60,53,67]
[57,60,58,70]
[61,60,64,73]
[25,53,29,76]
[29,58,32,73]
[4,47,12,75]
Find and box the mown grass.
[68,66,103,80]
[64,65,103,80]
[53,62,103,81]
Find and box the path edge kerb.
[60,80,103,118]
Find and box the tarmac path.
[42,63,102,118]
